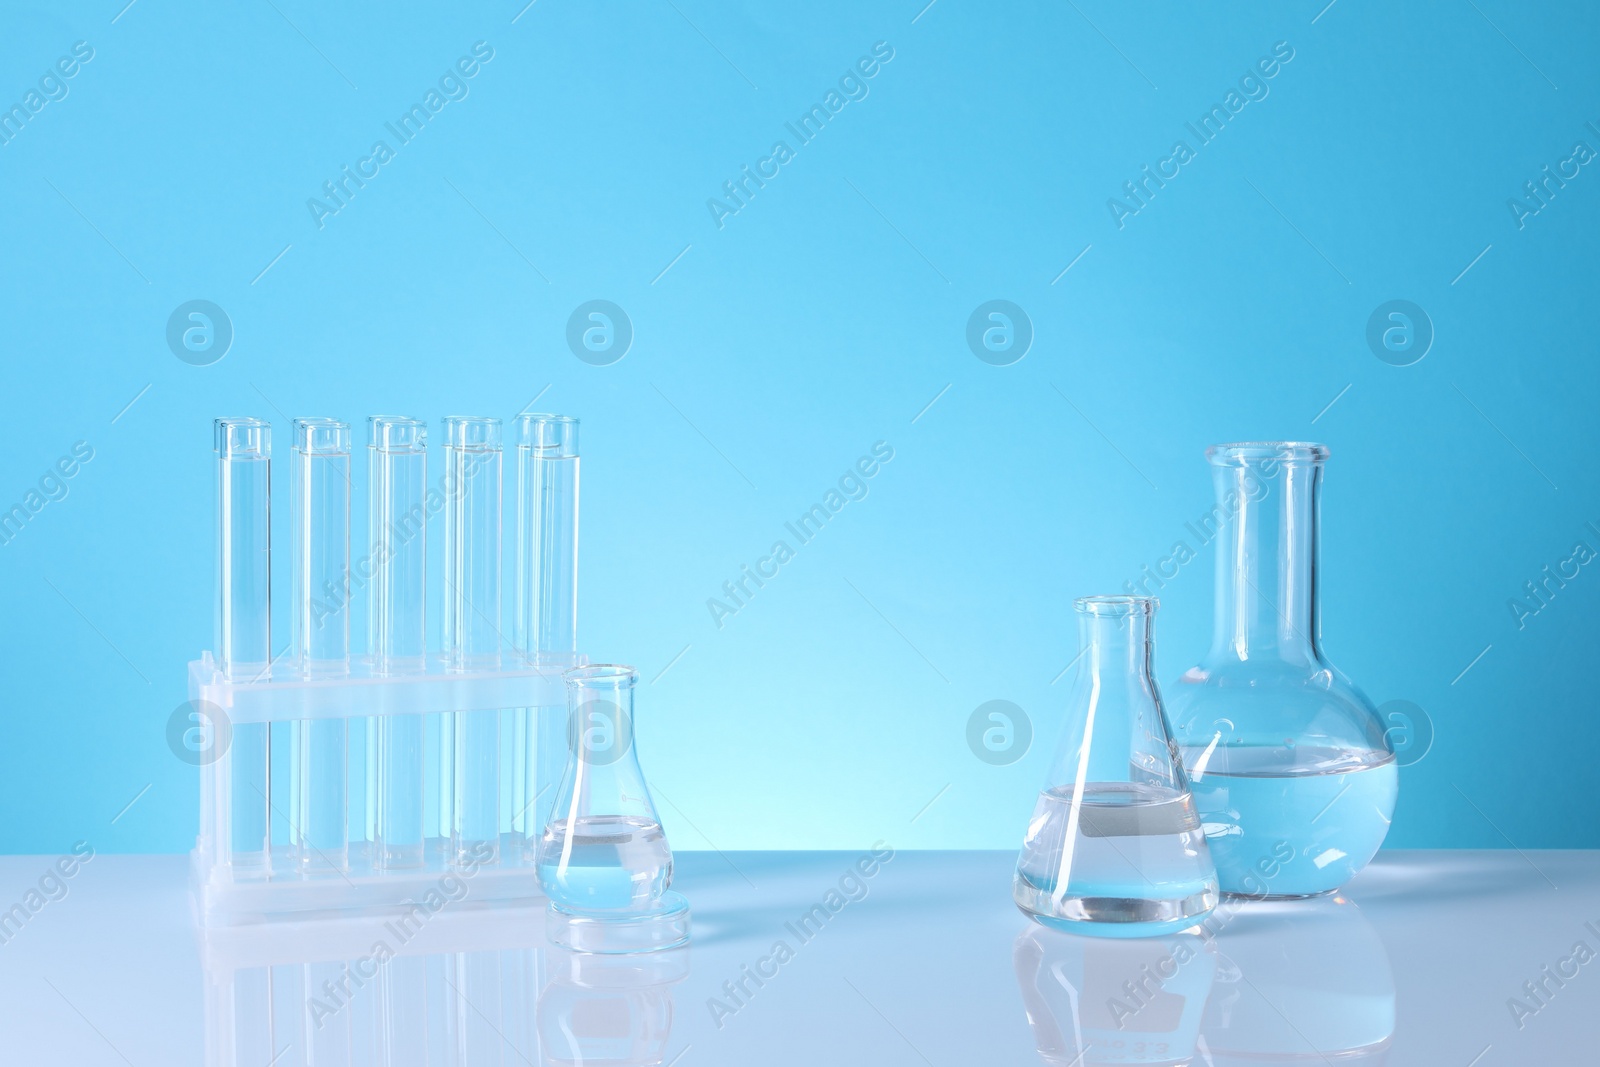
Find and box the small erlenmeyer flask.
[1014,596,1218,937]
[537,664,690,953]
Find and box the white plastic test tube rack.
[193,414,582,925]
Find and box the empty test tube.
[513,414,580,663]
[370,416,428,869]
[215,418,273,874]
[512,415,579,847]
[290,418,351,872]
[444,417,502,865]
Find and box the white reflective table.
[0,850,1593,1065]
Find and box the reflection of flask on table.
[538,665,690,953]
[1168,443,1397,899]
[1014,925,1215,1067]
[1201,895,1394,1063]
[539,946,688,1067]
[1014,597,1218,937]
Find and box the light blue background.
[1,0,1595,854]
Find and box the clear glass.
[1201,895,1394,1061]
[538,665,690,953]
[1014,596,1219,938]
[1013,924,1214,1066]
[443,416,502,866]
[1168,442,1397,899]
[512,414,579,854]
[369,416,427,870]
[538,947,688,1066]
[513,413,579,663]
[215,418,272,873]
[290,418,351,872]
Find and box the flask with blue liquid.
[1168,443,1397,899]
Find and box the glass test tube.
[444,417,502,865]
[513,414,580,662]
[512,415,579,848]
[215,418,272,874]
[370,416,428,870]
[290,418,351,872]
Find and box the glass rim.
[443,415,503,451]
[564,663,638,688]
[1075,595,1157,617]
[1207,441,1329,466]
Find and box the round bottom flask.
[1169,444,1397,899]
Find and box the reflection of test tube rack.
[194,414,583,923]
[199,906,686,1067]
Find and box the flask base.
[547,891,691,954]
[1221,887,1339,903]
[1019,905,1215,940]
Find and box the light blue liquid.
[1013,783,1219,938]
[1182,745,1397,898]
[537,815,672,912]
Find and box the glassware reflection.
[538,946,688,1066]
[200,902,686,1066]
[1013,893,1394,1067]
[1014,926,1215,1065]
[1201,895,1394,1064]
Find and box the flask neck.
[1079,608,1158,698]
[1207,457,1322,665]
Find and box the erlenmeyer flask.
[1168,443,1397,899]
[537,664,690,953]
[1014,596,1218,938]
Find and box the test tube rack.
[193,413,582,926]
[189,655,578,925]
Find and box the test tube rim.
[564,663,637,689]
[514,412,579,456]
[214,417,272,457]
[443,415,503,451]
[292,417,352,455]
[368,415,428,453]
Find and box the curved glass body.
[538,665,689,952]
[1168,443,1397,899]
[1014,597,1218,938]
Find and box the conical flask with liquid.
[1014,596,1219,938]
[537,664,690,953]
[1167,443,1397,899]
